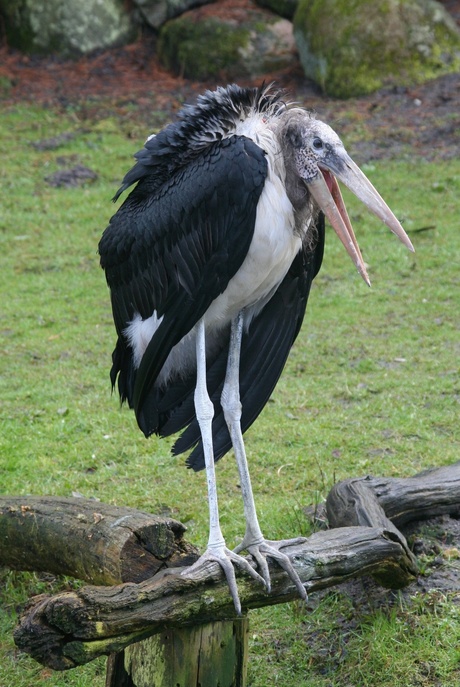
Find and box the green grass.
[249,590,460,686]
[1,103,459,686]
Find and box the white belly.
[205,176,301,327]
[158,187,300,385]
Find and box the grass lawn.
[0,101,459,686]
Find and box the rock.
[294,0,460,98]
[0,0,135,56]
[132,0,215,30]
[157,1,297,80]
[255,0,300,20]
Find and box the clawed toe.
[181,545,266,615]
[236,537,307,601]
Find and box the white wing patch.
[124,311,164,369]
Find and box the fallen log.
[7,461,460,673]
[0,496,199,584]
[327,462,460,529]
[13,525,417,670]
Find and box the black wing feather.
[99,134,268,436]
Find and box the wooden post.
[105,618,249,687]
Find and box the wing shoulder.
[99,134,268,334]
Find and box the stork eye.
[312,137,324,150]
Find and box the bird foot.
[180,544,266,615]
[234,536,308,600]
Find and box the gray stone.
[294,0,460,98]
[0,0,134,56]
[158,4,297,80]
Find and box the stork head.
[276,110,414,285]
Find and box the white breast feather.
[126,115,305,386]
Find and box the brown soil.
[1,0,459,162]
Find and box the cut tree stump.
[3,461,460,685]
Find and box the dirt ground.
[1,4,460,163]
[1,1,460,646]
[333,512,460,610]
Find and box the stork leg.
[181,317,264,615]
[221,311,307,600]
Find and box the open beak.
[308,153,414,286]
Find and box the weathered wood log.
[10,461,460,673]
[327,464,460,529]
[14,525,418,670]
[0,496,199,584]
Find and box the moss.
[294,0,460,98]
[158,17,250,80]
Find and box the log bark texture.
[13,526,418,670]
[0,496,199,584]
[326,462,460,529]
[9,461,460,671]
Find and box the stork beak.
[308,154,414,286]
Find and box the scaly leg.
[221,311,307,600]
[181,317,264,615]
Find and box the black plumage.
[99,83,413,613]
[99,86,324,461]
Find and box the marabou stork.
[99,84,413,613]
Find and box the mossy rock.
[158,8,296,80]
[158,17,250,80]
[294,0,460,98]
[0,75,13,97]
[0,0,134,56]
[132,0,215,30]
